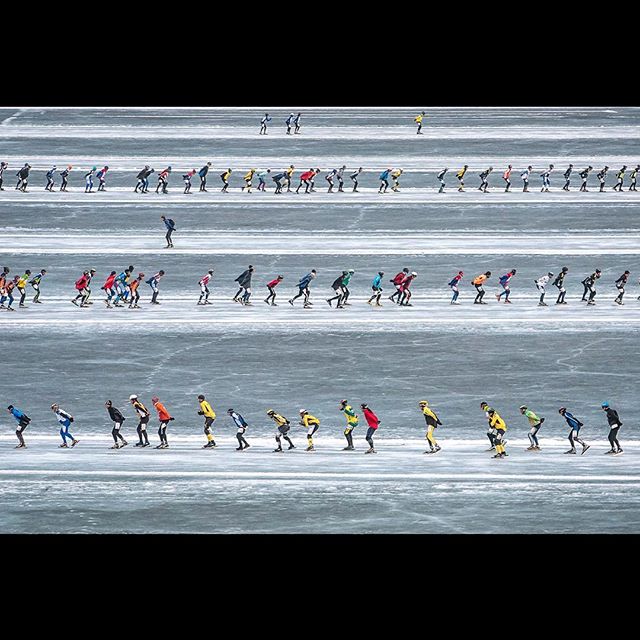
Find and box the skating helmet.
[548,272,554,277]
[519,405,527,412]
[299,409,307,415]
[596,269,601,274]
[360,404,368,409]
[558,407,566,414]
[129,395,137,401]
[266,409,275,416]
[138,273,145,278]
[339,399,347,406]
[419,400,428,406]
[411,272,417,277]
[348,269,355,274]
[151,397,159,404]
[378,271,384,276]
[601,401,609,408]
[562,267,568,272]
[51,403,59,410]
[227,409,234,414]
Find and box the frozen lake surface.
[0,106,638,533]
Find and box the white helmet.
[411,271,418,276]
[129,394,138,400]
[299,409,307,415]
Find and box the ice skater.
[267,409,294,452]
[480,402,496,450]
[341,269,355,305]
[198,162,212,192]
[339,400,359,451]
[7,405,31,448]
[228,408,250,450]
[502,164,512,192]
[0,161,7,190]
[156,166,171,194]
[198,269,214,305]
[16,163,30,192]
[327,271,348,308]
[285,113,295,135]
[399,271,417,306]
[84,166,96,193]
[288,269,317,308]
[456,165,468,191]
[51,403,79,448]
[350,167,363,192]
[257,169,271,191]
[197,394,217,449]
[183,169,196,194]
[472,271,491,304]
[496,269,516,303]
[614,270,630,305]
[146,270,165,304]
[602,401,623,454]
[448,270,463,304]
[293,112,302,134]
[161,215,176,248]
[130,395,151,446]
[414,111,426,134]
[71,270,91,307]
[562,164,573,191]
[220,168,232,193]
[629,165,639,191]
[579,166,592,191]
[389,268,409,303]
[559,407,589,455]
[488,407,508,459]
[378,168,392,193]
[336,165,347,192]
[325,168,337,193]
[581,269,601,304]
[128,273,143,309]
[535,271,554,306]
[96,165,109,191]
[553,266,569,304]
[152,396,173,449]
[285,165,295,192]
[391,168,403,192]
[299,409,320,451]
[419,400,442,454]
[521,165,532,192]
[101,271,117,308]
[437,167,448,193]
[478,166,492,192]
[259,113,272,135]
[14,270,29,308]
[520,405,544,451]
[613,166,626,191]
[29,268,46,304]
[45,165,57,191]
[540,164,554,192]
[295,168,319,194]
[272,170,286,194]
[59,165,71,191]
[264,274,283,306]
[233,265,254,305]
[361,403,380,454]
[105,400,128,449]
[597,166,608,192]
[242,168,255,193]
[367,271,384,306]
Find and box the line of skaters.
[2,162,639,194]
[4,398,625,458]
[0,265,636,311]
